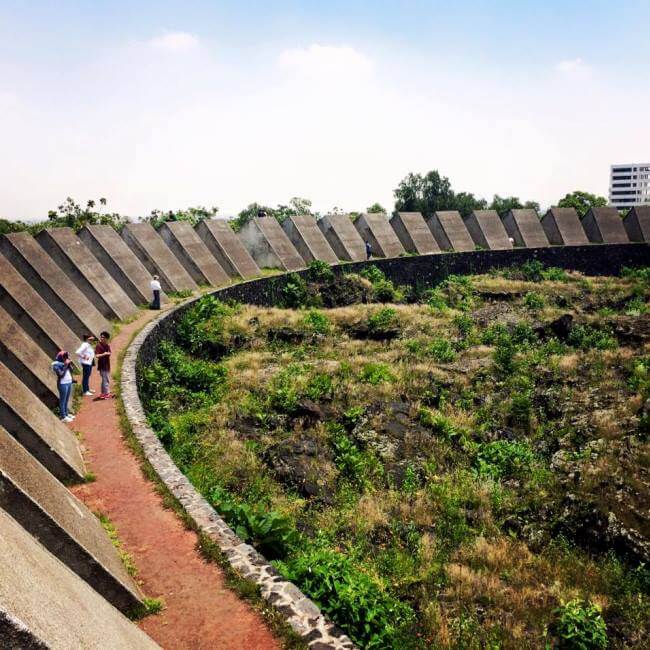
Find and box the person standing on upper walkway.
[75,334,95,396]
[150,275,161,310]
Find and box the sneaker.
[99,393,111,400]
[62,416,74,423]
[83,391,93,396]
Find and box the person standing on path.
[150,275,161,310]
[75,334,95,396]
[95,331,112,399]
[52,351,75,422]
[365,240,372,260]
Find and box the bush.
[303,309,331,334]
[425,287,448,311]
[359,362,395,385]
[418,408,460,442]
[367,306,397,333]
[427,338,457,363]
[524,291,545,311]
[276,547,414,648]
[551,599,608,649]
[475,440,535,480]
[453,313,474,337]
[568,325,617,351]
[307,259,335,283]
[281,273,309,308]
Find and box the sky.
[1,0,649,220]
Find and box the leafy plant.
[281,273,309,308]
[550,599,608,649]
[568,325,617,351]
[475,440,535,479]
[359,362,395,385]
[307,259,335,282]
[427,338,457,362]
[303,309,331,334]
[367,306,397,333]
[524,291,545,311]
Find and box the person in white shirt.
[75,334,95,396]
[150,275,162,310]
[52,351,75,422]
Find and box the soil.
[70,310,280,650]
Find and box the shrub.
[441,275,475,310]
[303,309,331,334]
[427,338,457,363]
[524,291,545,311]
[359,362,395,385]
[568,325,617,351]
[453,313,474,337]
[542,266,569,282]
[550,599,608,649]
[332,429,368,487]
[425,287,448,311]
[418,408,460,442]
[276,547,414,648]
[360,265,386,284]
[305,373,333,401]
[281,273,309,308]
[475,440,535,480]
[367,306,397,333]
[307,259,335,282]
[493,336,517,374]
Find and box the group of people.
[51,331,112,423]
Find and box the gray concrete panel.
[582,207,629,244]
[426,211,475,252]
[390,212,440,254]
[158,221,230,286]
[195,219,260,279]
[0,509,159,649]
[354,213,405,258]
[541,208,589,245]
[0,426,142,613]
[623,206,650,242]
[0,361,84,482]
[0,233,110,339]
[36,228,137,321]
[121,222,198,293]
[0,306,58,409]
[502,209,550,248]
[238,218,304,271]
[282,215,339,264]
[0,255,79,359]
[464,210,513,250]
[317,214,366,261]
[79,225,168,306]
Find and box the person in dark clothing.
[365,240,372,260]
[95,331,112,399]
[150,275,161,310]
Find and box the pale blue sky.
[1,1,648,218]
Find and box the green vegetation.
[141,266,650,649]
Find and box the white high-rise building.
[609,163,650,210]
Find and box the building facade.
[609,163,650,210]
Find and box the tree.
[366,202,386,214]
[146,205,218,229]
[557,191,608,217]
[489,195,523,214]
[453,192,487,218]
[230,197,314,231]
[0,218,30,235]
[393,170,455,218]
[31,197,128,234]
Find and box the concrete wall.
[317,214,366,262]
[354,213,405,258]
[282,215,339,264]
[390,212,440,254]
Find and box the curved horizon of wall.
[125,242,648,648]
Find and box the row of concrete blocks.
[0,205,648,647]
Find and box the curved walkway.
[70,308,279,650]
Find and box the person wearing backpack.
[52,351,75,422]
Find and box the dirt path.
[70,309,280,650]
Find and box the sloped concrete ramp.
[238,218,304,270]
[0,426,143,613]
[0,509,158,649]
[427,211,475,252]
[354,213,405,258]
[464,210,513,250]
[317,214,366,261]
[582,208,629,244]
[623,206,650,242]
[390,212,440,254]
[502,209,550,248]
[0,361,84,483]
[282,215,339,264]
[541,207,589,245]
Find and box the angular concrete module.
[0,306,58,409]
[0,254,79,359]
[282,215,339,264]
[158,221,230,286]
[317,214,366,262]
[79,224,168,306]
[623,206,650,242]
[541,207,589,245]
[354,213,405,258]
[195,219,260,279]
[502,209,550,248]
[0,427,143,613]
[121,222,198,293]
[0,361,84,482]
[426,211,475,252]
[0,232,109,339]
[238,217,304,270]
[582,207,629,244]
[0,509,159,649]
[464,210,513,250]
[36,228,137,321]
[390,212,440,254]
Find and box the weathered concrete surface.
[0,306,58,409]
[121,222,198,293]
[195,219,260,279]
[0,509,159,649]
[426,211,475,252]
[282,215,339,264]
[354,213,405,258]
[502,209,550,248]
[0,232,109,338]
[464,210,513,250]
[317,214,366,261]
[0,426,143,613]
[79,225,168,306]
[541,207,589,245]
[158,221,229,286]
[36,228,137,321]
[238,218,304,270]
[0,255,79,359]
[390,212,440,254]
[0,361,84,482]
[582,207,629,244]
[623,206,650,242]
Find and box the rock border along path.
[70,309,282,650]
[121,301,356,650]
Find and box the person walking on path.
[75,334,95,396]
[365,240,372,260]
[150,275,161,310]
[95,331,112,399]
[52,351,75,422]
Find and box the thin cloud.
[555,57,591,78]
[148,31,199,52]
[277,44,373,78]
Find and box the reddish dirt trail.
[70,310,280,650]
